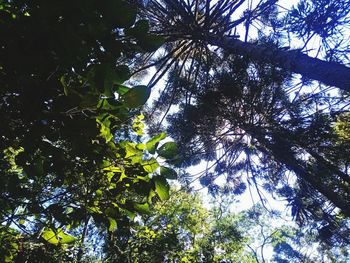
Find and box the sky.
[148,0,299,209]
[137,0,330,259]
[141,0,300,212]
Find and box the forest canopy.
[0,0,350,262]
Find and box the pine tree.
[137,0,350,91]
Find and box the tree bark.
[208,36,350,93]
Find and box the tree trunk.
[249,128,350,217]
[273,150,350,217]
[208,36,350,93]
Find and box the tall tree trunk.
[248,127,350,217]
[208,36,350,93]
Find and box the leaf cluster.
[0,0,173,260]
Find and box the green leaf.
[96,115,113,142]
[136,143,146,150]
[57,231,76,244]
[105,65,130,97]
[105,207,119,218]
[132,114,145,136]
[157,142,178,159]
[98,98,121,111]
[116,84,130,95]
[124,142,142,158]
[123,85,151,108]
[133,202,150,214]
[41,228,76,245]
[124,209,136,220]
[123,142,143,163]
[60,75,69,96]
[146,132,166,154]
[41,228,59,245]
[108,217,117,232]
[141,158,159,173]
[160,166,177,180]
[95,189,103,197]
[147,189,156,204]
[88,64,130,97]
[153,176,170,201]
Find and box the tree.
[136,0,350,240]
[104,188,254,262]
[137,0,350,92]
[144,48,350,244]
[2,0,350,260]
[0,0,174,261]
[163,53,348,209]
[103,187,350,263]
[234,204,350,263]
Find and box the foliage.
[146,48,350,244]
[104,188,252,262]
[0,0,171,261]
[103,189,350,262]
[335,112,350,142]
[285,0,350,63]
[2,0,350,261]
[138,0,350,249]
[235,204,350,263]
[137,0,350,92]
